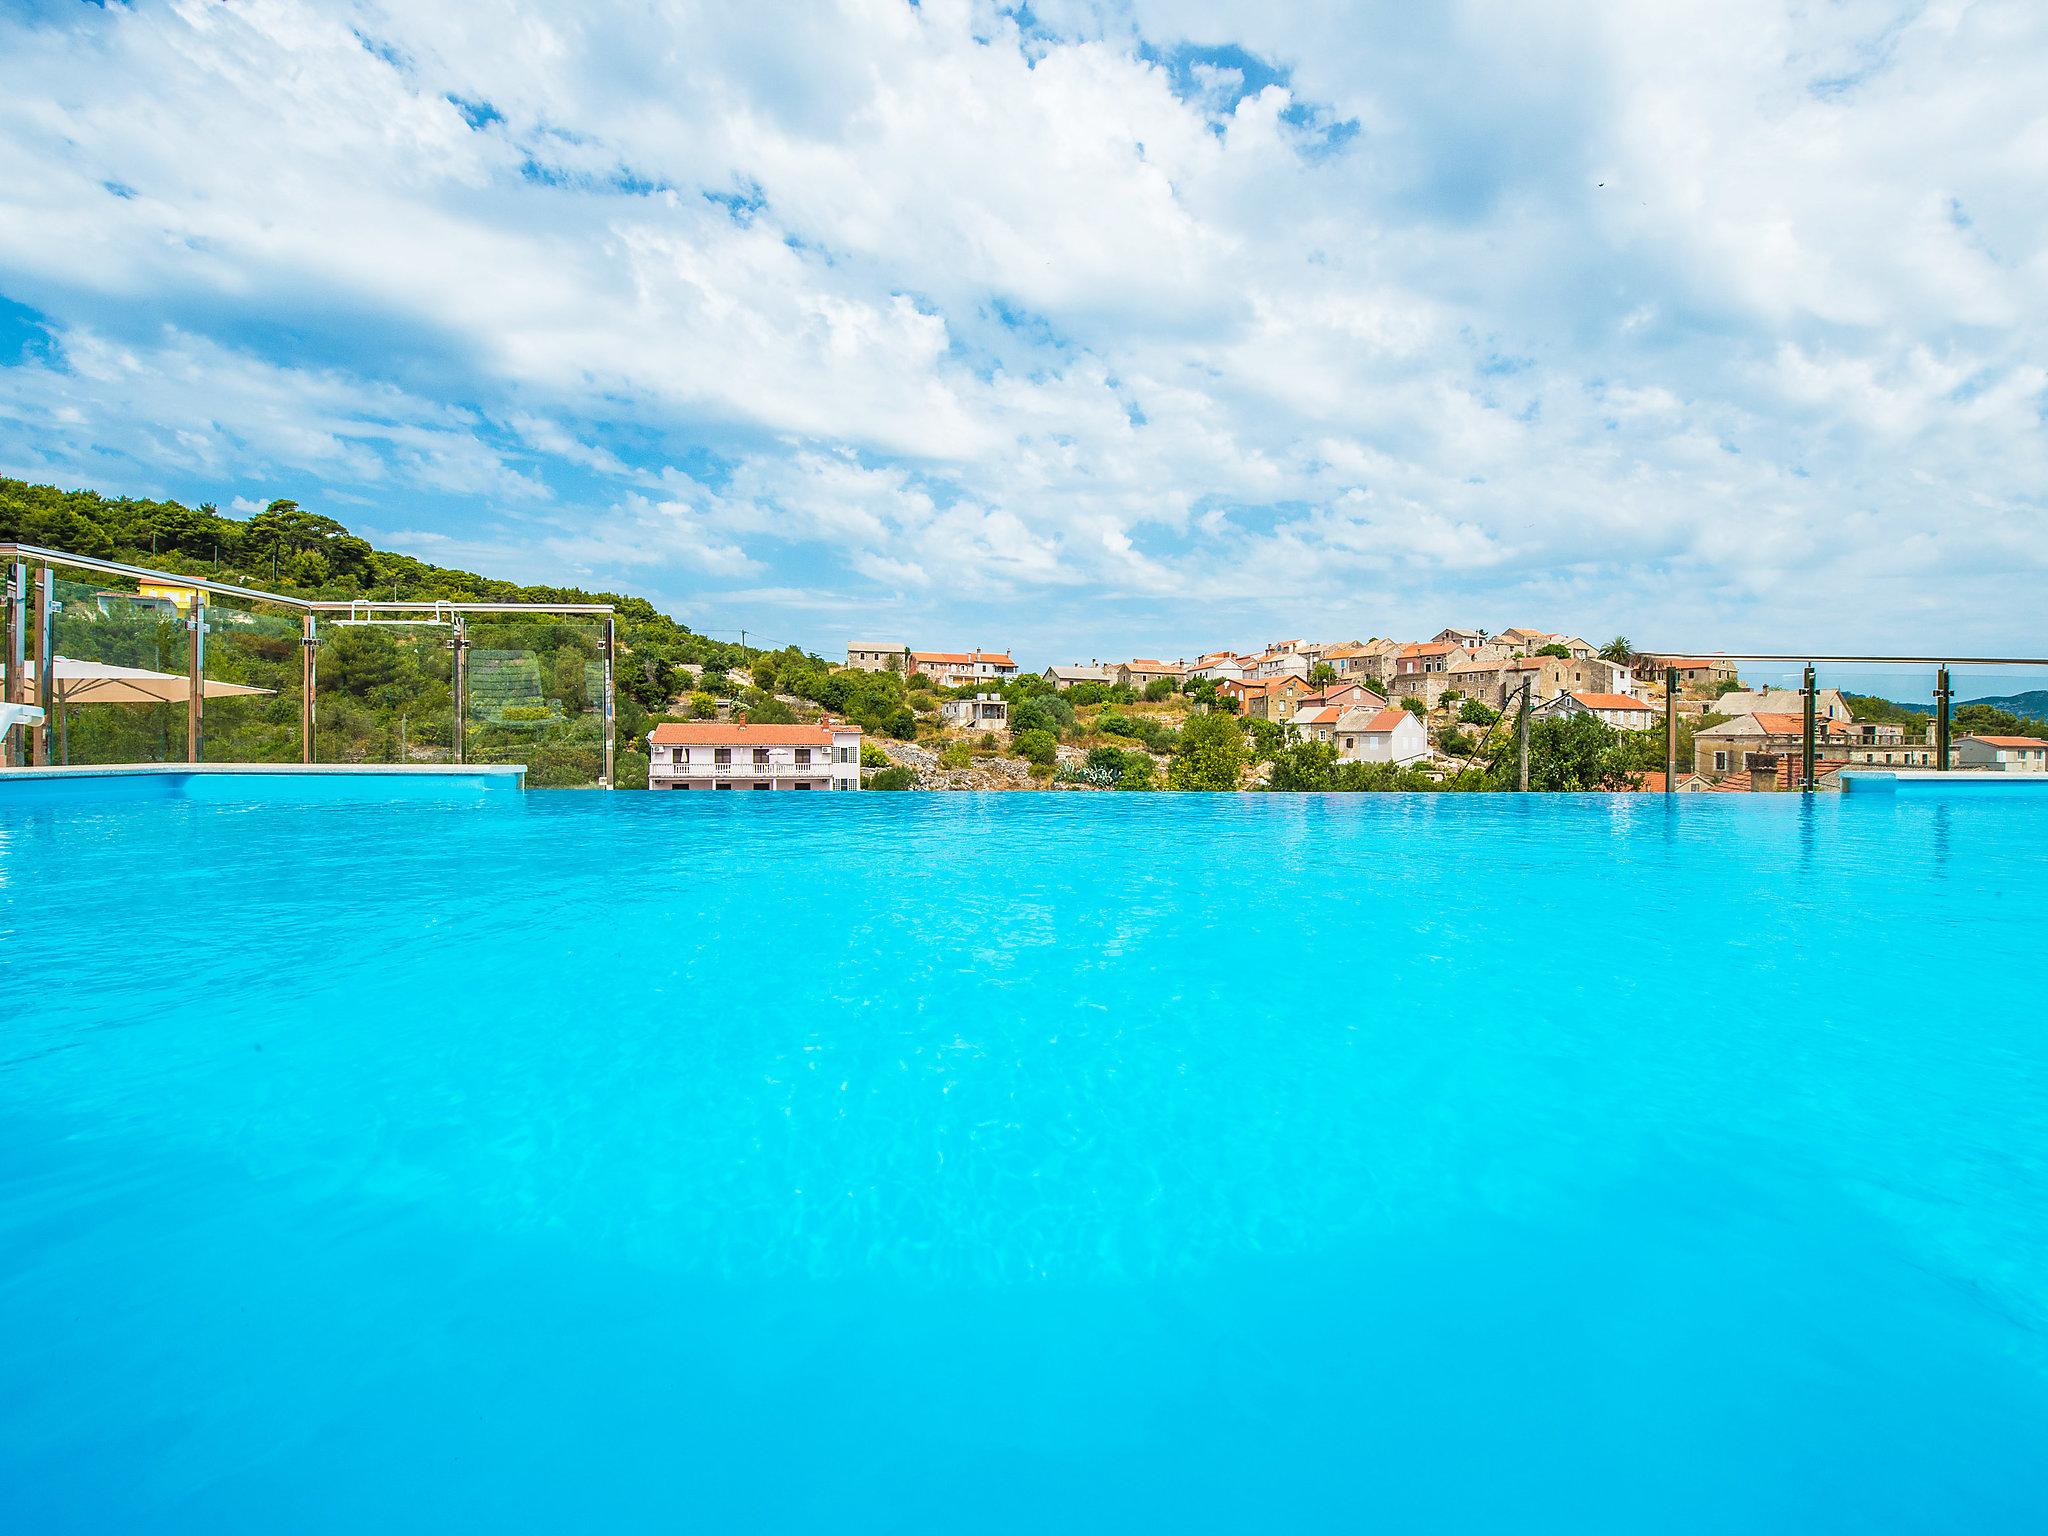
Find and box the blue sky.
[1,0,2043,665]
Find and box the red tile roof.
[912,651,1016,667]
[1358,707,1413,733]
[1960,735,2046,749]
[1571,692,1652,712]
[650,721,859,745]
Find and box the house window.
[714,747,732,766]
[715,782,733,791]
[753,747,770,765]
[754,781,768,790]
[1713,751,1728,771]
[794,782,813,790]
[795,747,812,766]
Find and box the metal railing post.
[1664,666,1677,793]
[3,559,26,767]
[187,597,206,764]
[602,615,616,789]
[31,565,54,766]
[301,612,317,764]
[451,614,467,765]
[1800,663,1817,793]
[1935,665,1951,771]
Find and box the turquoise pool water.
[5,792,2046,1531]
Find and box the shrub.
[1401,696,1425,715]
[1268,740,1338,791]
[687,691,717,720]
[886,707,917,740]
[1115,753,1158,791]
[1458,698,1499,726]
[1013,728,1057,766]
[866,766,916,790]
[1143,677,1178,702]
[860,742,891,768]
[1168,712,1245,790]
[939,741,972,769]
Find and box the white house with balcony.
[648,720,864,790]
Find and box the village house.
[1042,663,1114,689]
[1226,674,1318,723]
[912,650,1020,687]
[648,720,864,791]
[1840,740,1937,768]
[1638,655,1741,690]
[1955,735,2048,771]
[1692,712,1852,779]
[1242,650,1312,681]
[845,642,909,672]
[1321,640,1401,686]
[1715,687,1851,722]
[1187,652,1250,682]
[1433,627,1486,648]
[941,693,1010,730]
[1333,705,1429,765]
[1291,684,1391,744]
[1540,692,1660,732]
[1395,641,1462,681]
[1116,658,1187,690]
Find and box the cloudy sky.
[1,0,2043,664]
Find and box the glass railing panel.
[312,618,456,764]
[199,594,304,764]
[462,616,605,787]
[42,567,191,765]
[1943,660,2048,772]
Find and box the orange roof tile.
[1571,693,1652,712]
[650,721,859,745]
[1960,735,2046,748]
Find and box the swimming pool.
[5,791,2046,1531]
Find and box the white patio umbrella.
[3,658,273,764]
[21,656,274,705]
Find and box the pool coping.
[0,762,527,782]
[1839,769,2044,791]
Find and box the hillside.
[0,477,756,722]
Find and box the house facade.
[1715,688,1851,722]
[912,650,1020,686]
[1638,656,1740,690]
[941,693,1010,730]
[1043,664,1113,689]
[1233,674,1318,723]
[1955,735,2048,771]
[1333,705,1429,765]
[1116,658,1187,689]
[845,642,910,672]
[1541,692,1660,732]
[648,721,864,790]
[1692,712,1849,778]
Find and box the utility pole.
[1516,678,1531,793]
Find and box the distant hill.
[1961,690,2048,722]
[1844,690,2048,722]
